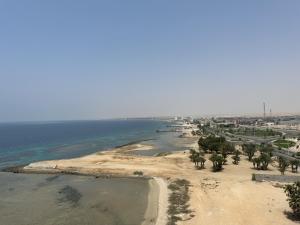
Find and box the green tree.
[252,157,261,169]
[189,149,198,166]
[278,157,289,175]
[260,153,272,170]
[232,150,241,165]
[198,135,226,153]
[252,153,272,170]
[209,152,225,172]
[196,156,206,169]
[260,144,274,156]
[189,149,206,169]
[284,182,300,217]
[242,143,256,161]
[220,142,235,164]
[291,160,299,173]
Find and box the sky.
[0,0,300,121]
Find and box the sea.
[0,119,168,169]
[0,119,194,225]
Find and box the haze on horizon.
[0,0,300,122]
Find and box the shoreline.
[3,143,172,225]
[3,138,298,225]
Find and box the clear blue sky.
[0,0,300,121]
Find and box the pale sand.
[153,177,168,225]
[142,178,158,225]
[142,177,168,225]
[23,144,300,225]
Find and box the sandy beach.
[21,143,300,225]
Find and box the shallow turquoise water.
[0,119,165,169]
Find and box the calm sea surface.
[0,119,165,169]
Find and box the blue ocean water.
[0,119,165,169]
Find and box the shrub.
[133,171,143,176]
[284,182,300,217]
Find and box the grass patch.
[274,139,296,149]
[227,127,281,137]
[167,179,192,225]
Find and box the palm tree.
[209,152,225,172]
[242,143,256,161]
[278,157,289,175]
[232,150,241,165]
[291,160,299,173]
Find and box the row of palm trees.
[189,148,241,172]
[190,140,300,174]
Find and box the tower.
[263,102,266,119]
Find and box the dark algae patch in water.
[0,172,150,225]
[58,185,82,207]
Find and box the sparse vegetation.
[167,179,191,225]
[156,152,172,157]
